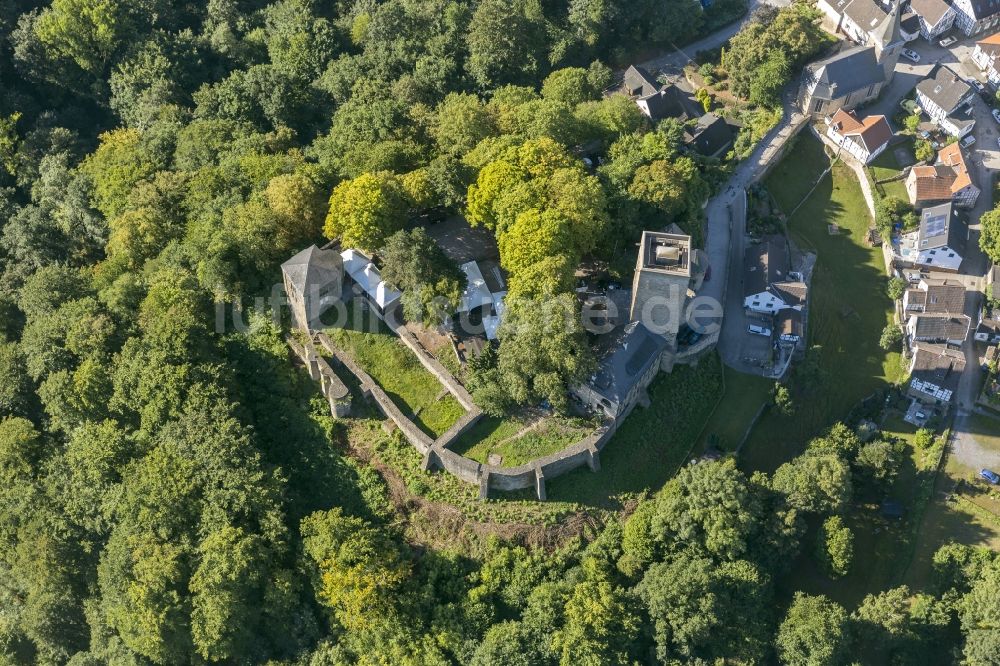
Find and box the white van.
[748,324,771,337]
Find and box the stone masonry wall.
[309,330,615,500]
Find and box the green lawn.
[325,307,464,438]
[698,367,772,452]
[449,412,597,467]
[546,353,724,507]
[868,137,913,202]
[739,135,904,473]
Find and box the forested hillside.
[0,0,997,664]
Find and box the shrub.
[879,324,903,350]
[887,277,907,301]
[914,138,935,162]
[816,515,854,578]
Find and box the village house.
[905,143,980,209]
[743,237,808,315]
[455,260,506,341]
[341,248,402,320]
[907,342,966,405]
[901,12,924,40]
[915,64,977,137]
[976,305,1000,343]
[799,0,903,116]
[825,108,894,162]
[895,203,966,272]
[972,32,1000,87]
[907,312,972,345]
[902,277,967,315]
[684,113,735,158]
[622,65,701,122]
[951,0,1000,36]
[909,0,958,40]
[281,244,344,332]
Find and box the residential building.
[905,143,980,209]
[895,203,966,272]
[282,245,344,332]
[776,309,805,345]
[743,237,809,315]
[826,109,894,162]
[907,312,972,344]
[842,0,894,44]
[901,11,923,40]
[630,231,692,348]
[341,249,402,319]
[910,0,957,39]
[976,305,1000,343]
[907,342,966,404]
[456,260,506,341]
[951,0,1000,36]
[684,113,734,157]
[972,32,1000,87]
[902,278,967,315]
[915,64,977,137]
[799,1,903,116]
[572,322,668,420]
[623,65,701,121]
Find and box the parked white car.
[939,36,958,47]
[992,108,1000,124]
[902,48,921,63]
[748,324,771,337]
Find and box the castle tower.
[629,231,692,349]
[871,0,904,81]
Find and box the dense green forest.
[0,0,998,663]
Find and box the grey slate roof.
[624,65,660,97]
[588,322,667,409]
[685,113,734,156]
[901,11,922,34]
[910,343,965,391]
[978,307,1000,334]
[805,45,886,101]
[870,0,903,46]
[911,313,972,340]
[920,278,966,313]
[645,84,702,121]
[744,236,790,297]
[281,245,343,294]
[964,0,1000,21]
[917,64,973,113]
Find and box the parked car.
[748,324,771,337]
[968,78,986,94]
[939,36,958,47]
[902,48,921,63]
[961,134,977,148]
[992,108,1000,124]
[704,265,712,282]
[980,469,1000,485]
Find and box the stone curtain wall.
[286,335,351,418]
[307,329,613,500]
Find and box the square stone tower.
[629,231,692,350]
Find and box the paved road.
[703,91,807,372]
[866,36,999,471]
[636,0,792,75]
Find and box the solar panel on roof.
[924,215,947,238]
